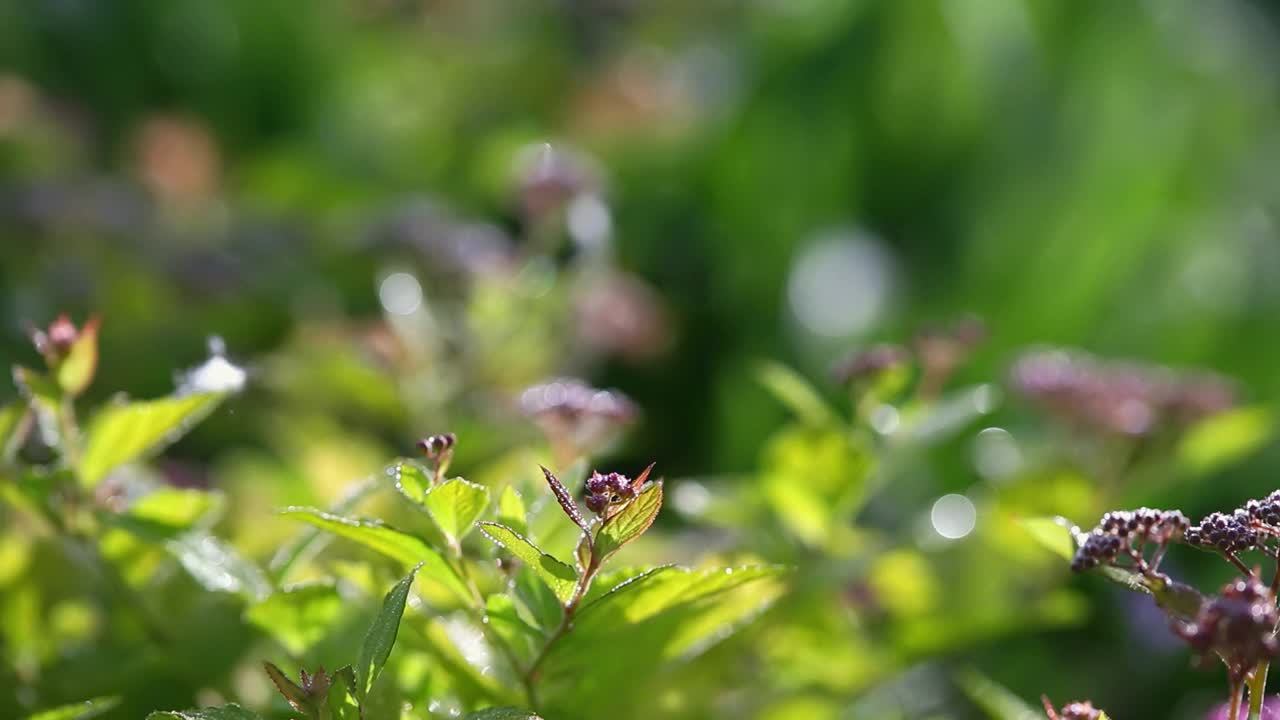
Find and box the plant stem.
[523,552,601,699]
[1230,676,1246,720]
[1250,662,1270,720]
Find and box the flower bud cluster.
[1175,576,1279,681]
[1071,508,1188,573]
[583,471,636,514]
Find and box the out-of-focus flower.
[573,269,670,362]
[1205,696,1280,719]
[1041,697,1103,720]
[913,315,986,398]
[520,378,637,459]
[831,343,910,385]
[1011,348,1236,438]
[133,115,221,207]
[513,142,602,222]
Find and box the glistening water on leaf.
[477,521,577,603]
[280,506,471,603]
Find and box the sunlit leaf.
[145,705,263,720]
[1179,406,1273,476]
[425,478,490,543]
[955,668,1043,720]
[483,594,540,660]
[165,531,270,601]
[540,565,786,708]
[1017,516,1077,562]
[464,709,543,720]
[108,487,223,540]
[246,583,344,655]
[497,486,527,535]
[0,401,28,460]
[280,507,470,603]
[477,522,577,603]
[24,697,119,720]
[80,393,225,487]
[357,565,420,697]
[593,482,662,566]
[387,459,432,508]
[327,665,360,720]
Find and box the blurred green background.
[3,0,1280,717]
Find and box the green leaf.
[387,459,432,508]
[593,482,663,565]
[165,531,270,601]
[357,565,420,698]
[246,583,344,655]
[80,393,225,487]
[464,709,543,720]
[0,401,28,460]
[1018,516,1077,562]
[1179,406,1273,475]
[483,594,540,659]
[426,478,491,543]
[477,522,577,603]
[109,487,223,539]
[280,507,470,603]
[539,565,786,705]
[25,697,119,720]
[326,666,360,720]
[954,668,1043,720]
[145,705,263,720]
[497,486,527,535]
[756,361,836,427]
[56,316,99,397]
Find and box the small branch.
[1249,661,1270,720]
[1230,675,1245,720]
[1224,551,1254,577]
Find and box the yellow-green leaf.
[25,697,119,720]
[497,486,527,535]
[1018,516,1076,562]
[477,522,577,603]
[594,482,663,565]
[245,583,343,656]
[1179,406,1273,475]
[279,507,470,603]
[80,393,225,487]
[425,478,490,542]
[464,710,543,720]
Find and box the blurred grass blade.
[477,522,577,603]
[280,507,470,603]
[24,697,119,720]
[80,393,225,487]
[357,565,420,698]
[755,361,836,427]
[955,668,1043,720]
